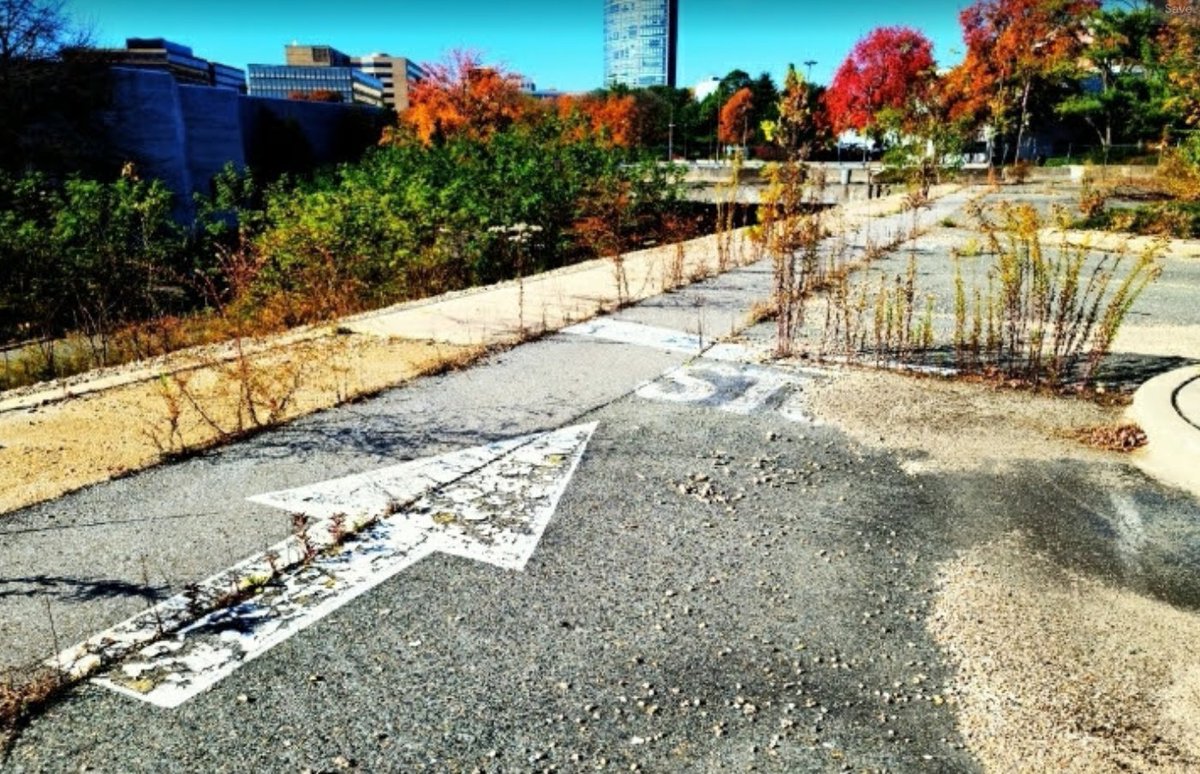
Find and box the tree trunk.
[1014,79,1032,163]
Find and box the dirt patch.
[0,335,482,516]
[803,367,1119,474]
[930,535,1200,772]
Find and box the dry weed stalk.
[820,200,1160,387]
[660,213,694,291]
[762,162,829,356]
[139,237,316,456]
[714,155,743,272]
[953,203,1163,385]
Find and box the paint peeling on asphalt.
[53,423,598,708]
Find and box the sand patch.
[804,367,1118,473]
[931,535,1200,772]
[0,335,481,515]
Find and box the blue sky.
[66,1,972,93]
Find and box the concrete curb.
[1128,364,1200,499]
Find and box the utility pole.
[803,60,817,81]
[668,105,675,161]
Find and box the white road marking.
[563,316,826,421]
[702,341,769,363]
[562,318,704,354]
[636,361,823,423]
[54,423,598,708]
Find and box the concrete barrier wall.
[101,68,383,220]
[178,85,246,199]
[237,98,379,170]
[102,68,193,217]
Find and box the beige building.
[285,44,352,68]
[279,45,425,111]
[351,54,427,112]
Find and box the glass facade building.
[247,65,385,107]
[604,0,678,88]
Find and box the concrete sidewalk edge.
[1128,364,1200,499]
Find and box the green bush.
[0,171,188,345]
[0,116,689,375]
[1078,202,1200,239]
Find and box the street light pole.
[668,105,675,161]
[803,59,817,81]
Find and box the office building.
[92,38,246,92]
[603,0,678,88]
[248,45,385,107]
[351,54,427,111]
[286,44,352,67]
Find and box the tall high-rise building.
[603,0,678,88]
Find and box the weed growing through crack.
[291,513,318,564]
[761,161,830,356]
[715,155,744,272]
[328,513,348,543]
[823,201,1162,388]
[962,203,1164,385]
[489,223,543,336]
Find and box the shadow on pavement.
[0,575,163,603]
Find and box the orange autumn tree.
[394,50,529,146]
[718,87,754,150]
[555,92,640,147]
[952,0,1099,163]
[1162,10,1200,129]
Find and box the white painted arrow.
[54,423,598,708]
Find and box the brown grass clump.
[0,667,61,751]
[744,299,777,326]
[1072,422,1148,452]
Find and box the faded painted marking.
[562,319,704,354]
[702,342,768,363]
[58,423,598,708]
[636,361,823,423]
[1110,491,1146,570]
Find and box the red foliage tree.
[394,50,529,145]
[718,87,754,147]
[824,26,936,140]
[950,0,1099,162]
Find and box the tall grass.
[760,162,830,356]
[822,201,1162,388]
[968,203,1162,385]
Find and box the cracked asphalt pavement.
[3,186,1200,772]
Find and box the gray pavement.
[2,185,1200,771]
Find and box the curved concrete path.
[1130,365,1200,498]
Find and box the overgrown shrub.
[1078,201,1200,239]
[0,169,189,361]
[0,116,691,388]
